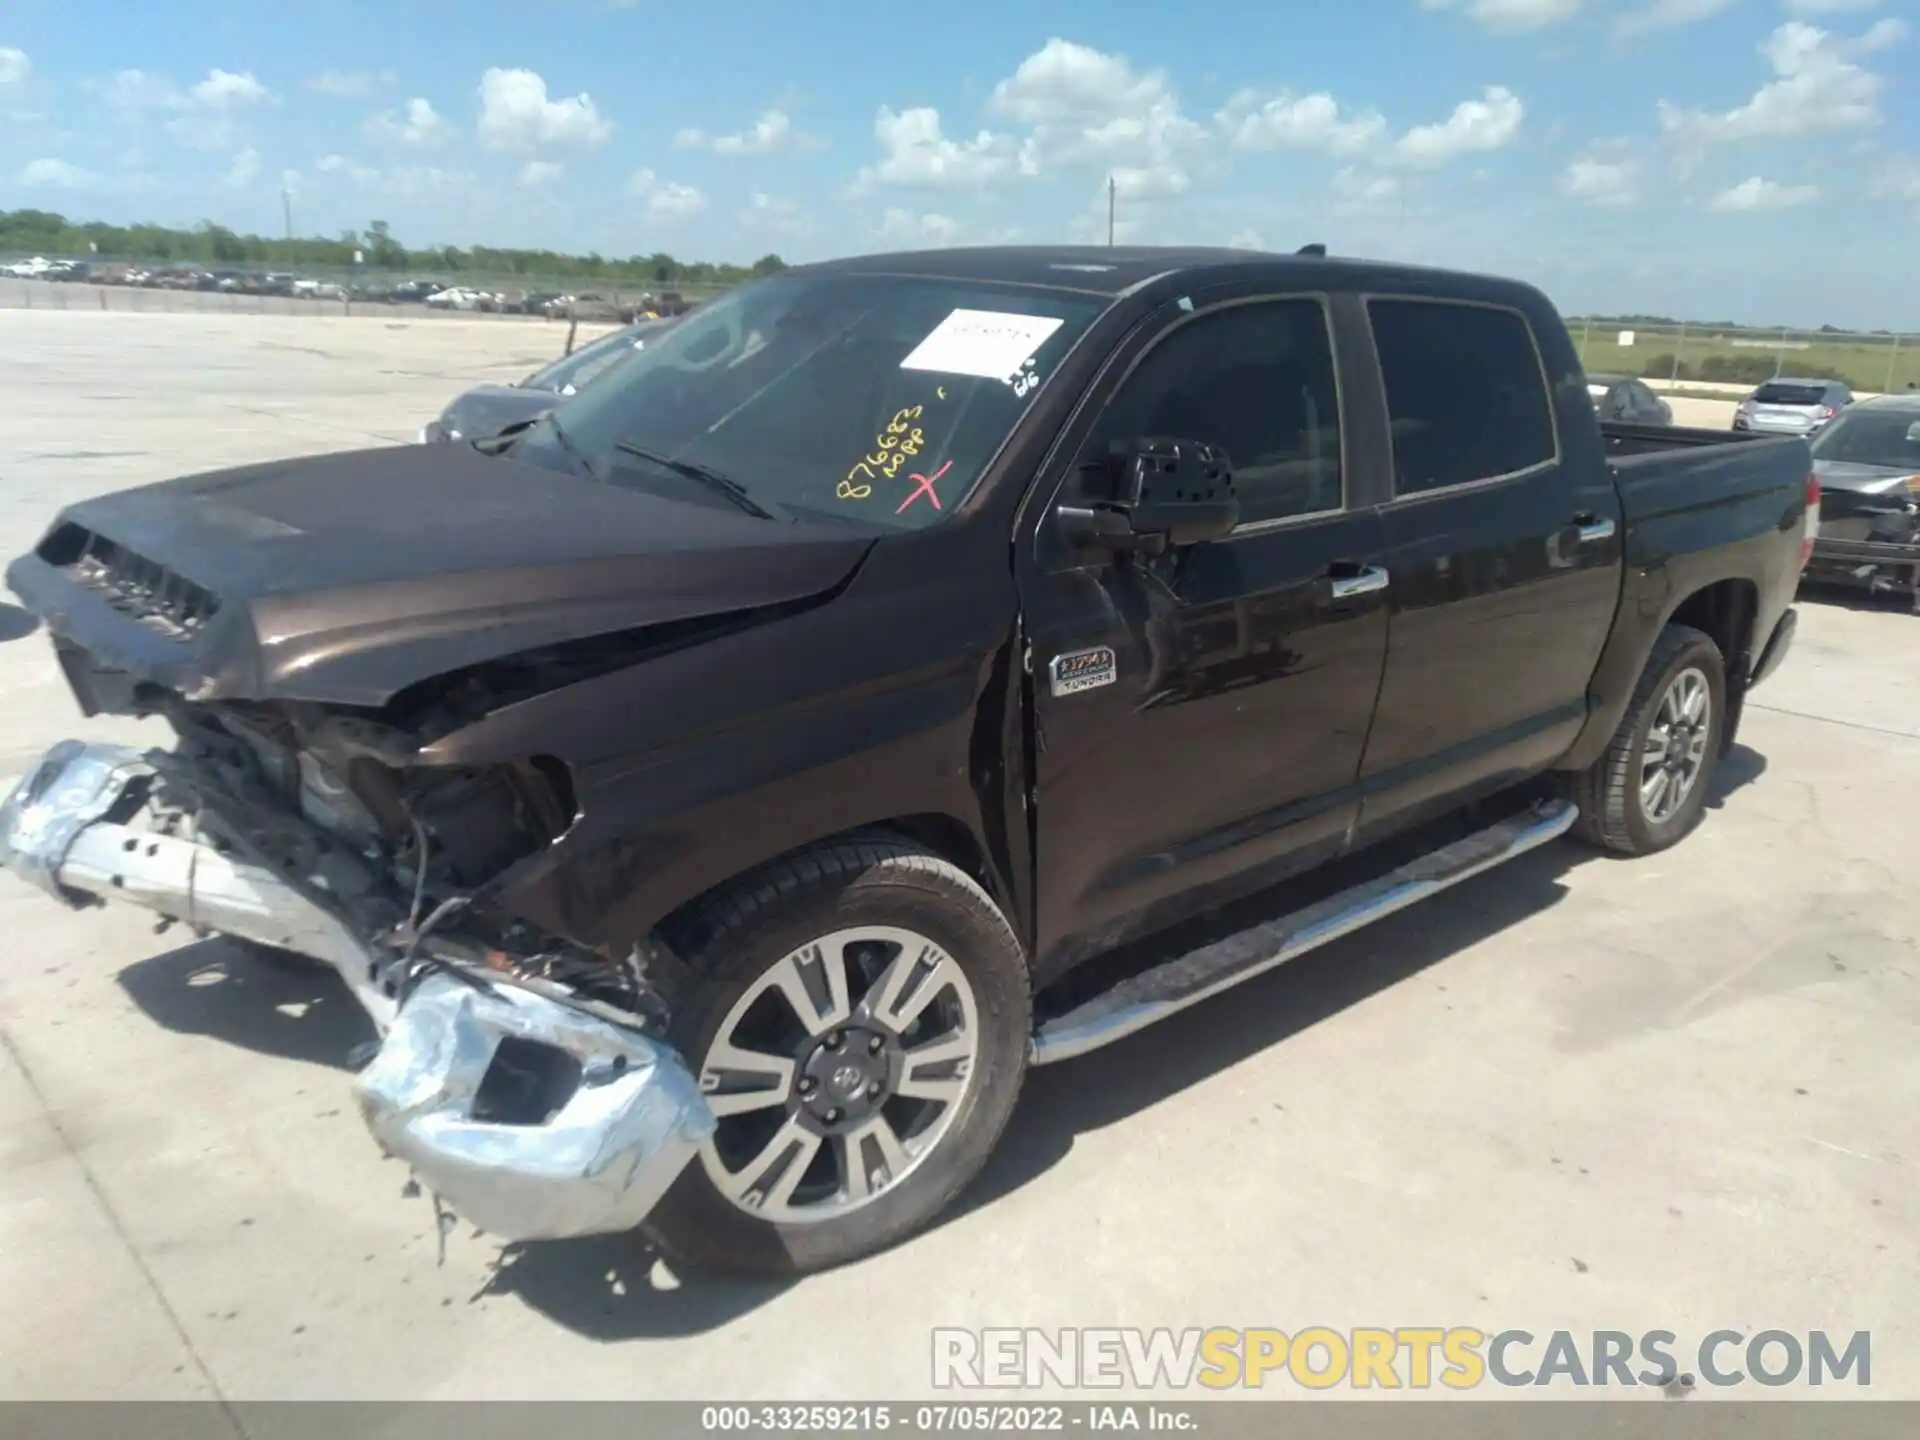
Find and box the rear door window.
[1367,299,1557,496]
[1753,383,1827,405]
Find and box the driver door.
[1016,292,1391,974]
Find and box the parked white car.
[424,286,494,311]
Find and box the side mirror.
[1056,438,1239,556]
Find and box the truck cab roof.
[789,244,1541,308]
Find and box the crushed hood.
[1812,459,1920,494]
[6,442,874,706]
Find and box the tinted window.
[1368,299,1556,495]
[518,273,1104,530]
[1088,299,1342,526]
[1809,410,1920,468]
[524,324,648,394]
[1753,383,1827,405]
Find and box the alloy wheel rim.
[695,926,980,1224]
[1640,666,1712,824]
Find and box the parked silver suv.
[1733,377,1853,436]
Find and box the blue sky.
[3,0,1917,328]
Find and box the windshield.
[1810,410,1920,469]
[516,271,1105,530]
[524,322,668,395]
[1752,383,1828,406]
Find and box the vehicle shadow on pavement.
[0,603,41,642]
[106,749,1768,1336]
[473,1236,795,1341]
[1796,583,1916,616]
[116,938,377,1070]
[956,748,1771,1223]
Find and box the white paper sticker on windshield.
[899,308,1066,381]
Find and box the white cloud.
[90,69,179,109]
[1228,228,1267,249]
[1782,0,1883,13]
[859,106,1038,190]
[629,169,706,219]
[1559,155,1644,206]
[1616,0,1736,34]
[984,38,1204,199]
[223,147,261,188]
[1217,91,1388,156]
[308,69,394,99]
[365,97,451,148]
[191,70,268,108]
[15,157,95,188]
[675,109,795,155]
[1419,0,1581,32]
[1706,175,1819,210]
[476,68,612,152]
[519,160,564,187]
[1333,167,1404,203]
[1868,154,1920,204]
[1657,21,1901,153]
[314,153,462,198]
[1391,86,1525,166]
[877,209,960,247]
[88,66,270,152]
[742,191,813,236]
[988,36,1171,126]
[0,48,29,86]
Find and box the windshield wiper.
[612,442,779,520]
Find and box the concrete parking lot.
[1,310,1916,1402]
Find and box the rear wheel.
[1567,623,1726,856]
[645,837,1030,1278]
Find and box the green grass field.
[1572,326,1920,394]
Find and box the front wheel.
[1566,623,1727,856]
[644,838,1031,1278]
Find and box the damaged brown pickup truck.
[2,246,1816,1277]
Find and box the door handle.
[1329,564,1391,599]
[1573,514,1617,544]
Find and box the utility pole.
[281,187,293,243]
[1107,174,1116,248]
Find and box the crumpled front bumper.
[0,739,715,1243]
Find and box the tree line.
[0,209,787,286]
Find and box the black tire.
[1566,623,1726,856]
[644,836,1030,1278]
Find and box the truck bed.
[1601,420,1785,457]
[1604,421,1811,531]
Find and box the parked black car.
[419,318,681,444]
[1802,392,1920,610]
[1,245,1815,1279]
[1588,372,1673,425]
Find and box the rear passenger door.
[1353,296,1624,837]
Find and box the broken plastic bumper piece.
[0,739,715,1243]
[353,971,715,1242]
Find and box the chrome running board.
[1029,797,1578,1066]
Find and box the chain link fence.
[1570,319,1920,396]
[0,265,732,323]
[8,262,1918,396]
